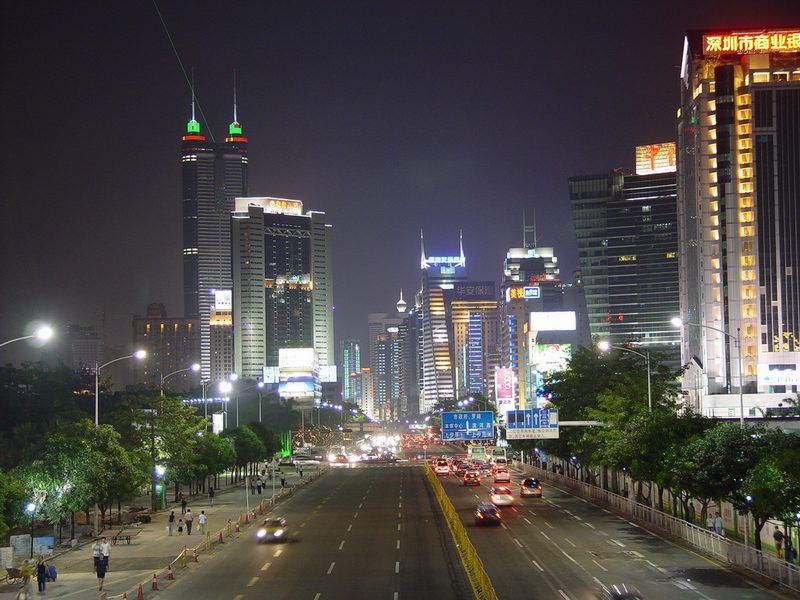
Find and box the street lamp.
[235,381,265,425]
[0,325,55,349]
[160,362,200,396]
[95,350,147,426]
[598,340,652,412]
[218,380,233,428]
[672,317,745,427]
[25,502,35,558]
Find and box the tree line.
[510,346,800,551]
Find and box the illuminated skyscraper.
[450,282,500,399]
[677,30,800,414]
[418,231,467,412]
[181,90,248,378]
[340,339,361,402]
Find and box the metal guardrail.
[424,464,497,600]
[519,463,800,593]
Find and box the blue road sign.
[505,409,559,439]
[441,411,494,441]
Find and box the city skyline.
[2,1,800,362]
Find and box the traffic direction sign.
[441,411,494,441]
[505,409,559,439]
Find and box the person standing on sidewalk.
[177,518,184,534]
[198,510,207,534]
[774,526,785,559]
[180,492,187,515]
[713,513,723,536]
[209,486,215,506]
[91,538,102,572]
[100,537,111,572]
[256,476,263,495]
[168,511,175,536]
[184,508,193,535]
[96,555,107,591]
[36,555,48,593]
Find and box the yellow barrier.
[424,465,497,600]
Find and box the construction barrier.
[424,464,497,600]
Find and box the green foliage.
[222,425,266,467]
[0,470,26,540]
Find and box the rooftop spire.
[420,229,428,269]
[186,68,201,134]
[458,229,465,266]
[396,289,407,313]
[229,68,242,135]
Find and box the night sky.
[2,0,799,364]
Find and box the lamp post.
[25,502,35,558]
[234,381,265,426]
[160,363,200,396]
[598,341,652,413]
[218,380,233,429]
[672,317,745,427]
[0,325,54,349]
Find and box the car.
[493,468,511,483]
[454,463,468,476]
[596,584,645,599]
[489,486,515,506]
[474,502,502,525]
[520,478,543,498]
[463,471,481,486]
[494,457,508,469]
[256,517,289,542]
[434,460,450,475]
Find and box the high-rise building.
[232,197,334,379]
[209,290,234,382]
[181,92,248,379]
[368,312,404,419]
[340,339,362,402]
[569,144,680,365]
[418,232,467,412]
[353,367,375,419]
[132,303,200,392]
[63,324,104,374]
[677,30,800,415]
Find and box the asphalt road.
[438,462,780,600]
[160,462,470,600]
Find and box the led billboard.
[494,367,516,424]
[702,30,800,55]
[635,143,676,175]
[279,348,316,370]
[529,311,576,332]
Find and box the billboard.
[235,196,304,216]
[279,376,316,398]
[213,289,232,310]
[530,311,576,332]
[702,31,800,55]
[279,348,316,370]
[454,281,496,300]
[757,363,800,386]
[635,143,677,175]
[494,367,515,423]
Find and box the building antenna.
[523,207,537,249]
[459,229,465,266]
[420,229,427,269]
[233,68,237,123]
[191,68,196,122]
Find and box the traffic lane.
[158,466,364,599]
[440,472,597,599]
[519,483,773,600]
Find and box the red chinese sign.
[635,143,676,175]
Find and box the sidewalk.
[1,464,321,600]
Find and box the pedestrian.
[198,510,207,535]
[36,555,47,593]
[177,518,184,535]
[100,536,110,571]
[713,513,723,536]
[261,469,266,477]
[256,477,263,495]
[21,559,32,593]
[774,526,785,559]
[168,511,175,536]
[705,514,714,531]
[280,476,286,488]
[299,468,303,479]
[96,555,107,591]
[91,538,102,572]
[250,477,255,495]
[209,486,215,506]
[180,493,187,515]
[184,509,193,535]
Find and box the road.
[160,461,470,600]
[438,461,779,600]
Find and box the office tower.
[368,312,404,419]
[181,91,248,378]
[340,340,362,402]
[450,282,501,399]
[210,291,234,382]
[132,303,200,392]
[569,144,680,364]
[355,367,375,419]
[399,299,421,418]
[64,324,104,374]
[677,30,800,414]
[232,197,334,379]
[418,232,467,412]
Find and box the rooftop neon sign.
[703,30,800,55]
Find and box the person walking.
[256,477,263,495]
[774,526,785,559]
[168,511,175,536]
[36,555,47,593]
[96,555,107,591]
[180,493,187,515]
[209,486,215,506]
[184,509,193,535]
[299,468,303,479]
[177,518,184,535]
[91,538,102,572]
[280,476,286,488]
[713,513,723,536]
[21,559,32,594]
[100,537,111,572]
[198,510,207,535]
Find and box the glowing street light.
[160,362,201,396]
[0,325,55,349]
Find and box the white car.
[489,486,515,506]
[434,460,450,475]
[494,469,511,483]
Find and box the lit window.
[737,94,750,106]
[618,255,637,262]
[738,124,751,136]
[740,226,755,237]
[666,252,677,258]
[709,201,719,212]
[740,211,754,223]
[709,114,717,126]
[710,186,719,197]
[738,167,753,179]
[737,109,751,121]
[708,100,717,111]
[739,182,754,193]
[738,138,752,150]
[709,129,717,140]
[738,153,752,165]
[752,72,770,83]
[711,258,721,269]
[708,143,717,154]
[741,255,755,267]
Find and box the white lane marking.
[611,538,626,547]
[544,521,555,529]
[398,512,402,518]
[260,562,271,571]
[327,562,335,575]
[354,512,359,519]
[396,539,400,549]
[528,510,537,516]
[395,561,400,574]
[314,594,321,600]
[592,559,608,572]
[558,590,570,599]
[397,523,401,531]
[514,538,523,548]
[539,531,551,541]
[393,593,399,600]
[565,538,576,548]
[399,503,402,508]
[247,576,259,587]
[501,523,508,529]
[602,508,611,514]
[274,549,283,557]
[561,550,578,565]
[511,507,518,513]
[359,503,363,508]
[523,517,532,524]
[532,560,544,572]
[584,522,596,529]
[347,524,353,532]
[628,521,641,528]
[339,540,345,550]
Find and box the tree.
[222,425,266,479]
[248,422,281,458]
[195,433,236,490]
[0,471,25,541]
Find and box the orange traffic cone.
[258,504,264,515]
[151,573,159,590]
[235,521,240,533]
[192,549,199,562]
[137,584,144,600]
[167,564,174,580]
[244,512,249,524]
[218,531,224,544]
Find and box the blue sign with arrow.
[505,409,559,439]
[441,411,494,441]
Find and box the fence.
[519,463,800,593]
[424,464,497,600]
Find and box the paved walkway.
[1,464,321,600]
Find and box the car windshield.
[522,479,540,487]
[265,518,285,527]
